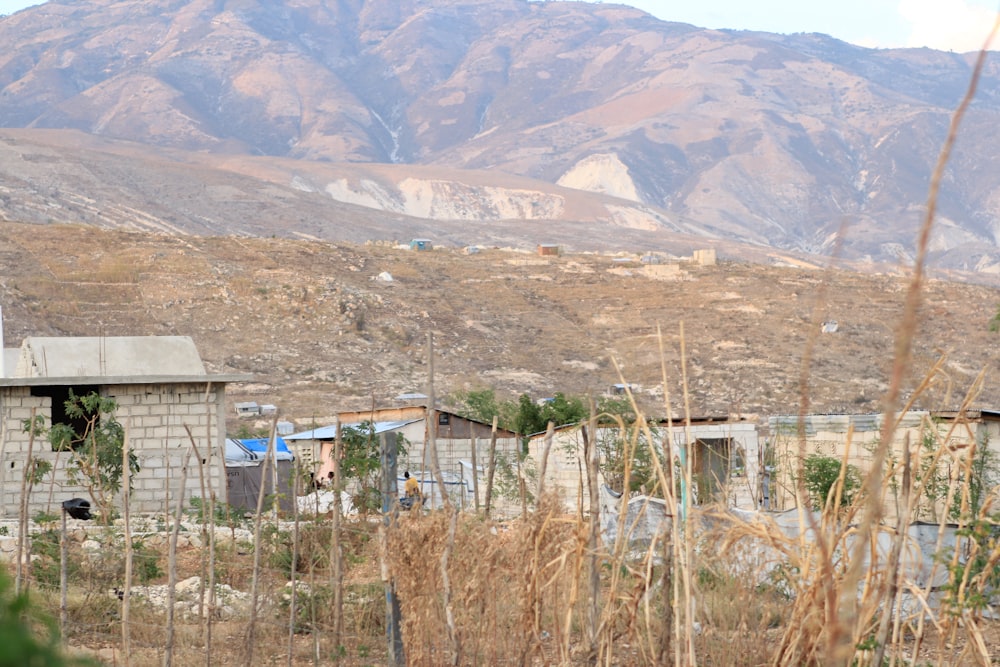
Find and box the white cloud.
[899,0,999,51]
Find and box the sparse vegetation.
[801,453,861,510]
[1,19,999,667]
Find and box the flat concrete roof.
[0,336,251,386]
[0,373,252,387]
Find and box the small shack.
[409,239,433,251]
[537,244,561,256]
[235,402,260,417]
[224,437,296,513]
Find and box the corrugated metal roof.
[769,411,934,436]
[285,419,422,440]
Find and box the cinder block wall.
[0,383,227,517]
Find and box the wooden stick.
[16,407,35,595]
[287,455,301,667]
[470,423,480,513]
[536,421,555,500]
[484,417,498,518]
[183,425,208,625]
[583,407,601,658]
[120,420,133,667]
[164,445,192,667]
[245,428,276,664]
[331,417,344,646]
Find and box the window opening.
[30,385,100,450]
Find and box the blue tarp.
[225,437,294,462]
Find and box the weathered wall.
[528,421,762,514]
[0,383,228,517]
[766,412,1000,518]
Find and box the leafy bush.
[0,567,96,666]
[801,454,860,510]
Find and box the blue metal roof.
[225,437,294,461]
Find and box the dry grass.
[9,411,1000,667]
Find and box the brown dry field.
[2,220,999,431]
[43,507,1000,667]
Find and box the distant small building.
[260,404,277,415]
[526,415,760,513]
[224,437,295,513]
[766,410,1000,517]
[410,239,433,251]
[235,401,260,417]
[607,383,640,396]
[537,244,561,256]
[693,248,717,266]
[286,406,520,514]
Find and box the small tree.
[989,303,1000,332]
[593,396,661,495]
[448,388,507,426]
[449,388,588,449]
[801,454,860,511]
[44,391,138,519]
[336,422,406,515]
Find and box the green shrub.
[801,454,860,510]
[0,567,97,666]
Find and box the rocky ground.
[1,221,999,436]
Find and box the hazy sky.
[0,0,997,52]
[623,0,999,52]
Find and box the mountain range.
[1,0,1000,273]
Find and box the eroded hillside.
[1,221,997,431]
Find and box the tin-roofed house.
[287,405,520,513]
[0,335,250,516]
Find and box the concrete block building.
[527,415,762,513]
[0,336,250,516]
[766,410,1000,518]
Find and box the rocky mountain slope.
[2,221,998,431]
[1,0,1000,271]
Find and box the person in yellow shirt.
[403,470,421,508]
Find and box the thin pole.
[121,422,133,667]
[331,419,344,646]
[59,507,67,643]
[426,333,449,510]
[16,408,35,595]
[470,424,480,513]
[381,432,405,666]
[164,446,192,667]
[484,417,498,519]
[583,411,601,656]
[268,414,279,521]
[245,432,276,664]
[287,455,301,667]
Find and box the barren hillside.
[1,0,1000,269]
[1,221,997,433]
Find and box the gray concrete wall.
[0,383,227,517]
